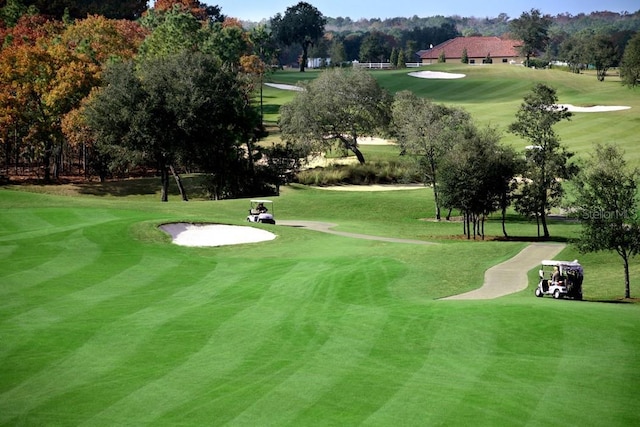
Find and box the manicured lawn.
[1,186,639,425]
[2,63,639,425]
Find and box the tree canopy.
[621,32,640,87]
[509,83,574,238]
[85,51,258,201]
[572,144,640,298]
[509,8,552,67]
[270,1,326,72]
[391,90,472,220]
[279,67,391,165]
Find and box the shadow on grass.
[587,298,640,304]
[75,175,210,198]
[262,103,281,116]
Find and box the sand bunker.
[317,184,424,191]
[557,104,631,113]
[264,83,304,91]
[408,71,466,79]
[160,223,276,247]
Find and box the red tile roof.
[418,36,523,60]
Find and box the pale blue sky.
[209,0,639,22]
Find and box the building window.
[470,59,475,64]
[502,58,508,63]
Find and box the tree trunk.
[431,161,440,220]
[501,193,508,237]
[161,166,169,202]
[43,140,52,183]
[169,165,188,201]
[623,251,631,298]
[300,41,311,72]
[351,145,366,165]
[466,212,471,239]
[541,211,550,239]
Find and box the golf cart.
[246,199,275,224]
[535,259,583,300]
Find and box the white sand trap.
[358,136,395,145]
[317,184,425,191]
[408,71,466,79]
[160,223,276,247]
[557,104,630,113]
[264,83,304,91]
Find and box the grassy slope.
[269,64,640,166]
[1,187,639,425]
[2,65,640,425]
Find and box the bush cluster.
[294,161,422,186]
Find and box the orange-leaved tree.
[0,13,147,181]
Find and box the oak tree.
[509,83,574,238]
[279,67,391,165]
[572,144,640,299]
[271,2,326,72]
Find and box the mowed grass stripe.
[0,254,185,422]
[229,305,388,425]
[0,229,101,295]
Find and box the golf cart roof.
[250,199,273,204]
[541,259,581,267]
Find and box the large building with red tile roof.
[417,36,525,65]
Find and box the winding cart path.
[279,221,566,299]
[442,242,566,300]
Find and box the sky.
[209,0,639,22]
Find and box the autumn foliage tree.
[0,13,146,181]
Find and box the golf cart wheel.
[553,289,561,299]
[535,288,543,297]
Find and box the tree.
[328,37,346,66]
[439,126,519,239]
[358,30,391,63]
[270,1,326,72]
[509,83,574,238]
[85,52,258,201]
[391,90,472,220]
[461,47,468,64]
[620,32,640,88]
[509,8,551,67]
[4,0,148,20]
[138,8,204,59]
[572,144,640,299]
[278,67,391,165]
[396,48,406,68]
[389,47,398,67]
[152,0,208,20]
[588,33,617,82]
[559,33,588,73]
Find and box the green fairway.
[1,185,639,425]
[2,63,640,425]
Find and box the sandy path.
[442,242,566,300]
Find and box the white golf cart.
[246,199,275,224]
[535,259,583,300]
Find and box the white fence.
[353,62,424,69]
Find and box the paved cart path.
[442,242,566,300]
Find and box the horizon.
[208,0,639,22]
